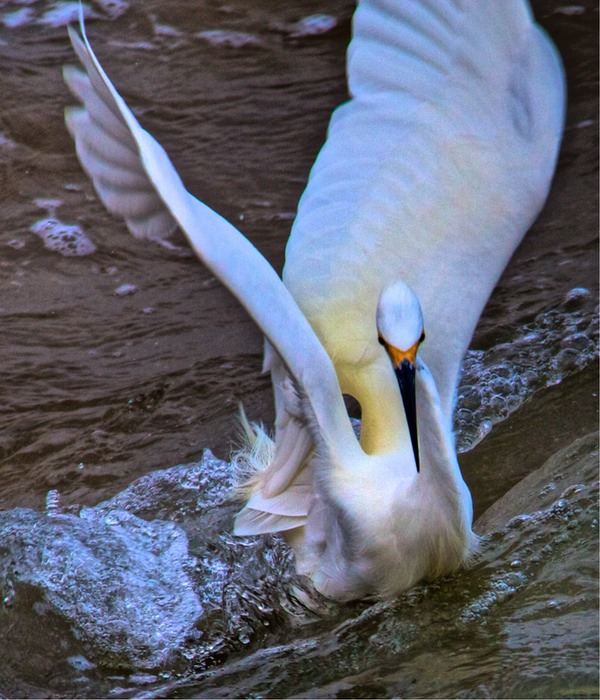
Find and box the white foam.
[1,7,34,29]
[6,239,26,250]
[39,2,95,28]
[290,14,338,37]
[114,283,137,297]
[34,197,63,215]
[271,14,338,38]
[0,133,17,150]
[196,30,262,48]
[30,217,97,257]
[553,5,586,16]
[1,0,128,29]
[108,39,154,51]
[154,22,183,38]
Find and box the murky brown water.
[0,0,597,697]
[0,0,357,512]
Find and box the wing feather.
[63,42,178,243]
[63,16,359,477]
[285,0,565,417]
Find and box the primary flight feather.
[64,0,564,600]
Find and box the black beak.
[395,359,420,472]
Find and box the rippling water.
[0,0,598,697]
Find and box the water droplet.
[46,489,62,515]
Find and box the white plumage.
[64,0,564,600]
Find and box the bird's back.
[283,0,565,416]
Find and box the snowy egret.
[64,0,564,600]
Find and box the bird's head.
[376,281,425,472]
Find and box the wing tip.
[67,21,85,59]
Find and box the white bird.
[63,0,564,601]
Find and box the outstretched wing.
[63,19,360,477]
[284,0,565,418]
[64,53,177,244]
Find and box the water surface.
[0,0,597,697]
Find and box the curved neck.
[342,361,410,456]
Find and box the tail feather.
[234,467,311,535]
[232,407,313,536]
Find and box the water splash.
[0,506,203,670]
[138,434,599,698]
[45,489,62,516]
[455,288,598,451]
[0,432,596,695]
